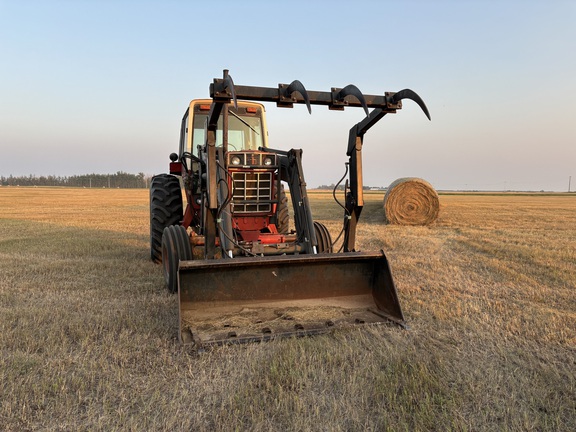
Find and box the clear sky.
[1,0,575,191]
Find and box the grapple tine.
[282,80,312,114]
[333,84,369,116]
[392,88,431,120]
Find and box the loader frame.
[205,70,430,256]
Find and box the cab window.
[190,106,264,154]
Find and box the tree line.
[316,184,386,191]
[2,174,388,190]
[0,172,150,188]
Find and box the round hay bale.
[383,177,439,225]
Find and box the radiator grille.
[232,172,273,214]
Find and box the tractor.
[150,70,430,346]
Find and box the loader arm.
[343,92,430,251]
[203,70,235,259]
[275,147,318,254]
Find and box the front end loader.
[150,70,430,346]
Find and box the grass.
[1,187,575,431]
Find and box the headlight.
[231,156,241,166]
[263,156,273,166]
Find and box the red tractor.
[150,70,430,346]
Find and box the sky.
[1,0,575,191]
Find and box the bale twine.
[383,177,439,225]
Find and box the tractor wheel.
[161,225,192,294]
[314,221,333,253]
[276,184,290,234]
[150,174,183,263]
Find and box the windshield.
[191,108,264,153]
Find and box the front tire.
[314,221,333,253]
[161,225,192,294]
[276,184,290,234]
[150,174,183,263]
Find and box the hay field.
[1,187,575,431]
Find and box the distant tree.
[0,173,150,188]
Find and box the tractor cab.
[180,100,268,156]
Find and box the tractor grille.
[232,172,273,214]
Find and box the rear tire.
[276,184,290,234]
[314,221,333,253]
[150,174,183,263]
[162,225,192,294]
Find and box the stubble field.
[0,187,574,431]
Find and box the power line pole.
[569,176,572,193]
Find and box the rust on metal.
[178,251,404,346]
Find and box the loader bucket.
[178,251,405,346]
